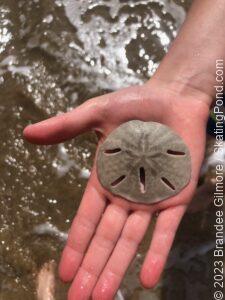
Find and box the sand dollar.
[97,120,191,204]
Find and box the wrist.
[143,75,212,126]
[148,71,214,109]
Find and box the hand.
[23,79,210,300]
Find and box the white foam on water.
[33,222,68,241]
[52,144,79,177]
[0,55,32,76]
[43,14,54,24]
[79,168,91,179]
[52,144,91,179]
[201,142,225,175]
[60,0,186,92]
[0,7,12,54]
[115,289,125,300]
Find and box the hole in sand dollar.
[161,177,175,191]
[167,149,185,156]
[111,175,126,187]
[139,167,146,194]
[104,148,122,154]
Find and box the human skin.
[23,0,225,299]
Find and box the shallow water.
[0,0,222,299]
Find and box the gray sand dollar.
[96,120,191,204]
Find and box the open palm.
[24,80,210,300]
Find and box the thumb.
[23,97,104,145]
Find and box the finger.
[140,205,186,288]
[23,98,104,144]
[68,204,128,300]
[59,179,106,282]
[93,210,151,300]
